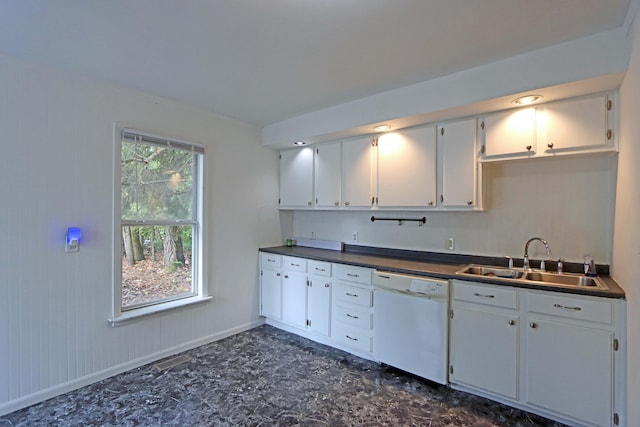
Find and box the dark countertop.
[260,245,625,299]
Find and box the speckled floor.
[0,325,565,426]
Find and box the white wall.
[0,53,282,415]
[614,3,640,425]
[292,155,617,263]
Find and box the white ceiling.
[0,0,632,127]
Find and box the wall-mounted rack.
[370,216,426,226]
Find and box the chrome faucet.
[523,237,552,270]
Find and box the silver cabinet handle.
[346,292,359,297]
[346,313,359,319]
[346,335,359,341]
[553,303,582,311]
[473,292,495,299]
[346,273,359,278]
[530,322,537,328]
[267,259,276,263]
[290,263,300,267]
[315,267,326,272]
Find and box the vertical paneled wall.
[0,53,282,414]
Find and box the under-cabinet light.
[513,95,542,105]
[374,124,392,132]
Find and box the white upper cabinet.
[538,93,612,153]
[440,118,477,208]
[482,107,537,158]
[314,142,342,208]
[342,136,374,208]
[377,125,437,208]
[279,147,314,208]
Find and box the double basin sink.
[456,265,608,290]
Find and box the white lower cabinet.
[259,253,282,319]
[450,279,624,427]
[306,260,333,337]
[331,265,374,355]
[282,271,307,328]
[450,281,519,399]
[524,291,618,427]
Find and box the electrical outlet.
[447,237,455,251]
[311,231,316,239]
[352,232,359,242]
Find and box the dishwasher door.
[373,281,449,384]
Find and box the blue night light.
[65,227,82,252]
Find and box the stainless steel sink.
[523,271,603,288]
[457,265,524,279]
[456,264,608,290]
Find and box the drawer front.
[527,291,613,325]
[335,264,372,285]
[308,260,332,277]
[453,281,518,309]
[334,304,373,330]
[333,325,372,353]
[261,252,282,268]
[283,256,307,273]
[334,283,373,307]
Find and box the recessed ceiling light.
[513,95,543,105]
[374,124,391,132]
[293,141,307,146]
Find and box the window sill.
[108,295,213,327]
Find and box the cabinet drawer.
[334,305,373,330]
[453,281,518,309]
[308,260,332,277]
[333,325,372,353]
[283,256,307,273]
[261,252,282,268]
[527,291,613,325]
[334,283,373,307]
[335,264,372,285]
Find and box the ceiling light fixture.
[374,124,391,132]
[293,141,307,146]
[512,95,543,105]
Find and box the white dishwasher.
[373,270,449,385]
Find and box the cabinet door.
[441,119,477,207]
[450,306,519,399]
[540,94,609,152]
[342,136,373,208]
[377,126,437,207]
[483,107,536,157]
[260,269,282,319]
[282,272,307,328]
[280,147,314,208]
[307,276,331,336]
[526,319,613,426]
[314,142,342,207]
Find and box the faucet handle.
[540,259,546,271]
[557,258,564,274]
[506,256,513,269]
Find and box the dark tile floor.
[0,325,565,426]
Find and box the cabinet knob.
[276,273,281,277]
[307,201,312,206]
[508,320,516,326]
[467,200,473,206]
[529,322,537,329]
[526,145,532,151]
[547,142,554,149]
[284,275,289,279]
[324,283,330,288]
[428,201,434,206]
[334,201,339,206]
[345,201,350,206]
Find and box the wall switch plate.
[311,231,316,239]
[352,232,359,242]
[447,237,455,250]
[65,239,79,253]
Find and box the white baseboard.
[0,319,264,417]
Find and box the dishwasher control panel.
[373,271,448,297]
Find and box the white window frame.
[109,125,210,326]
